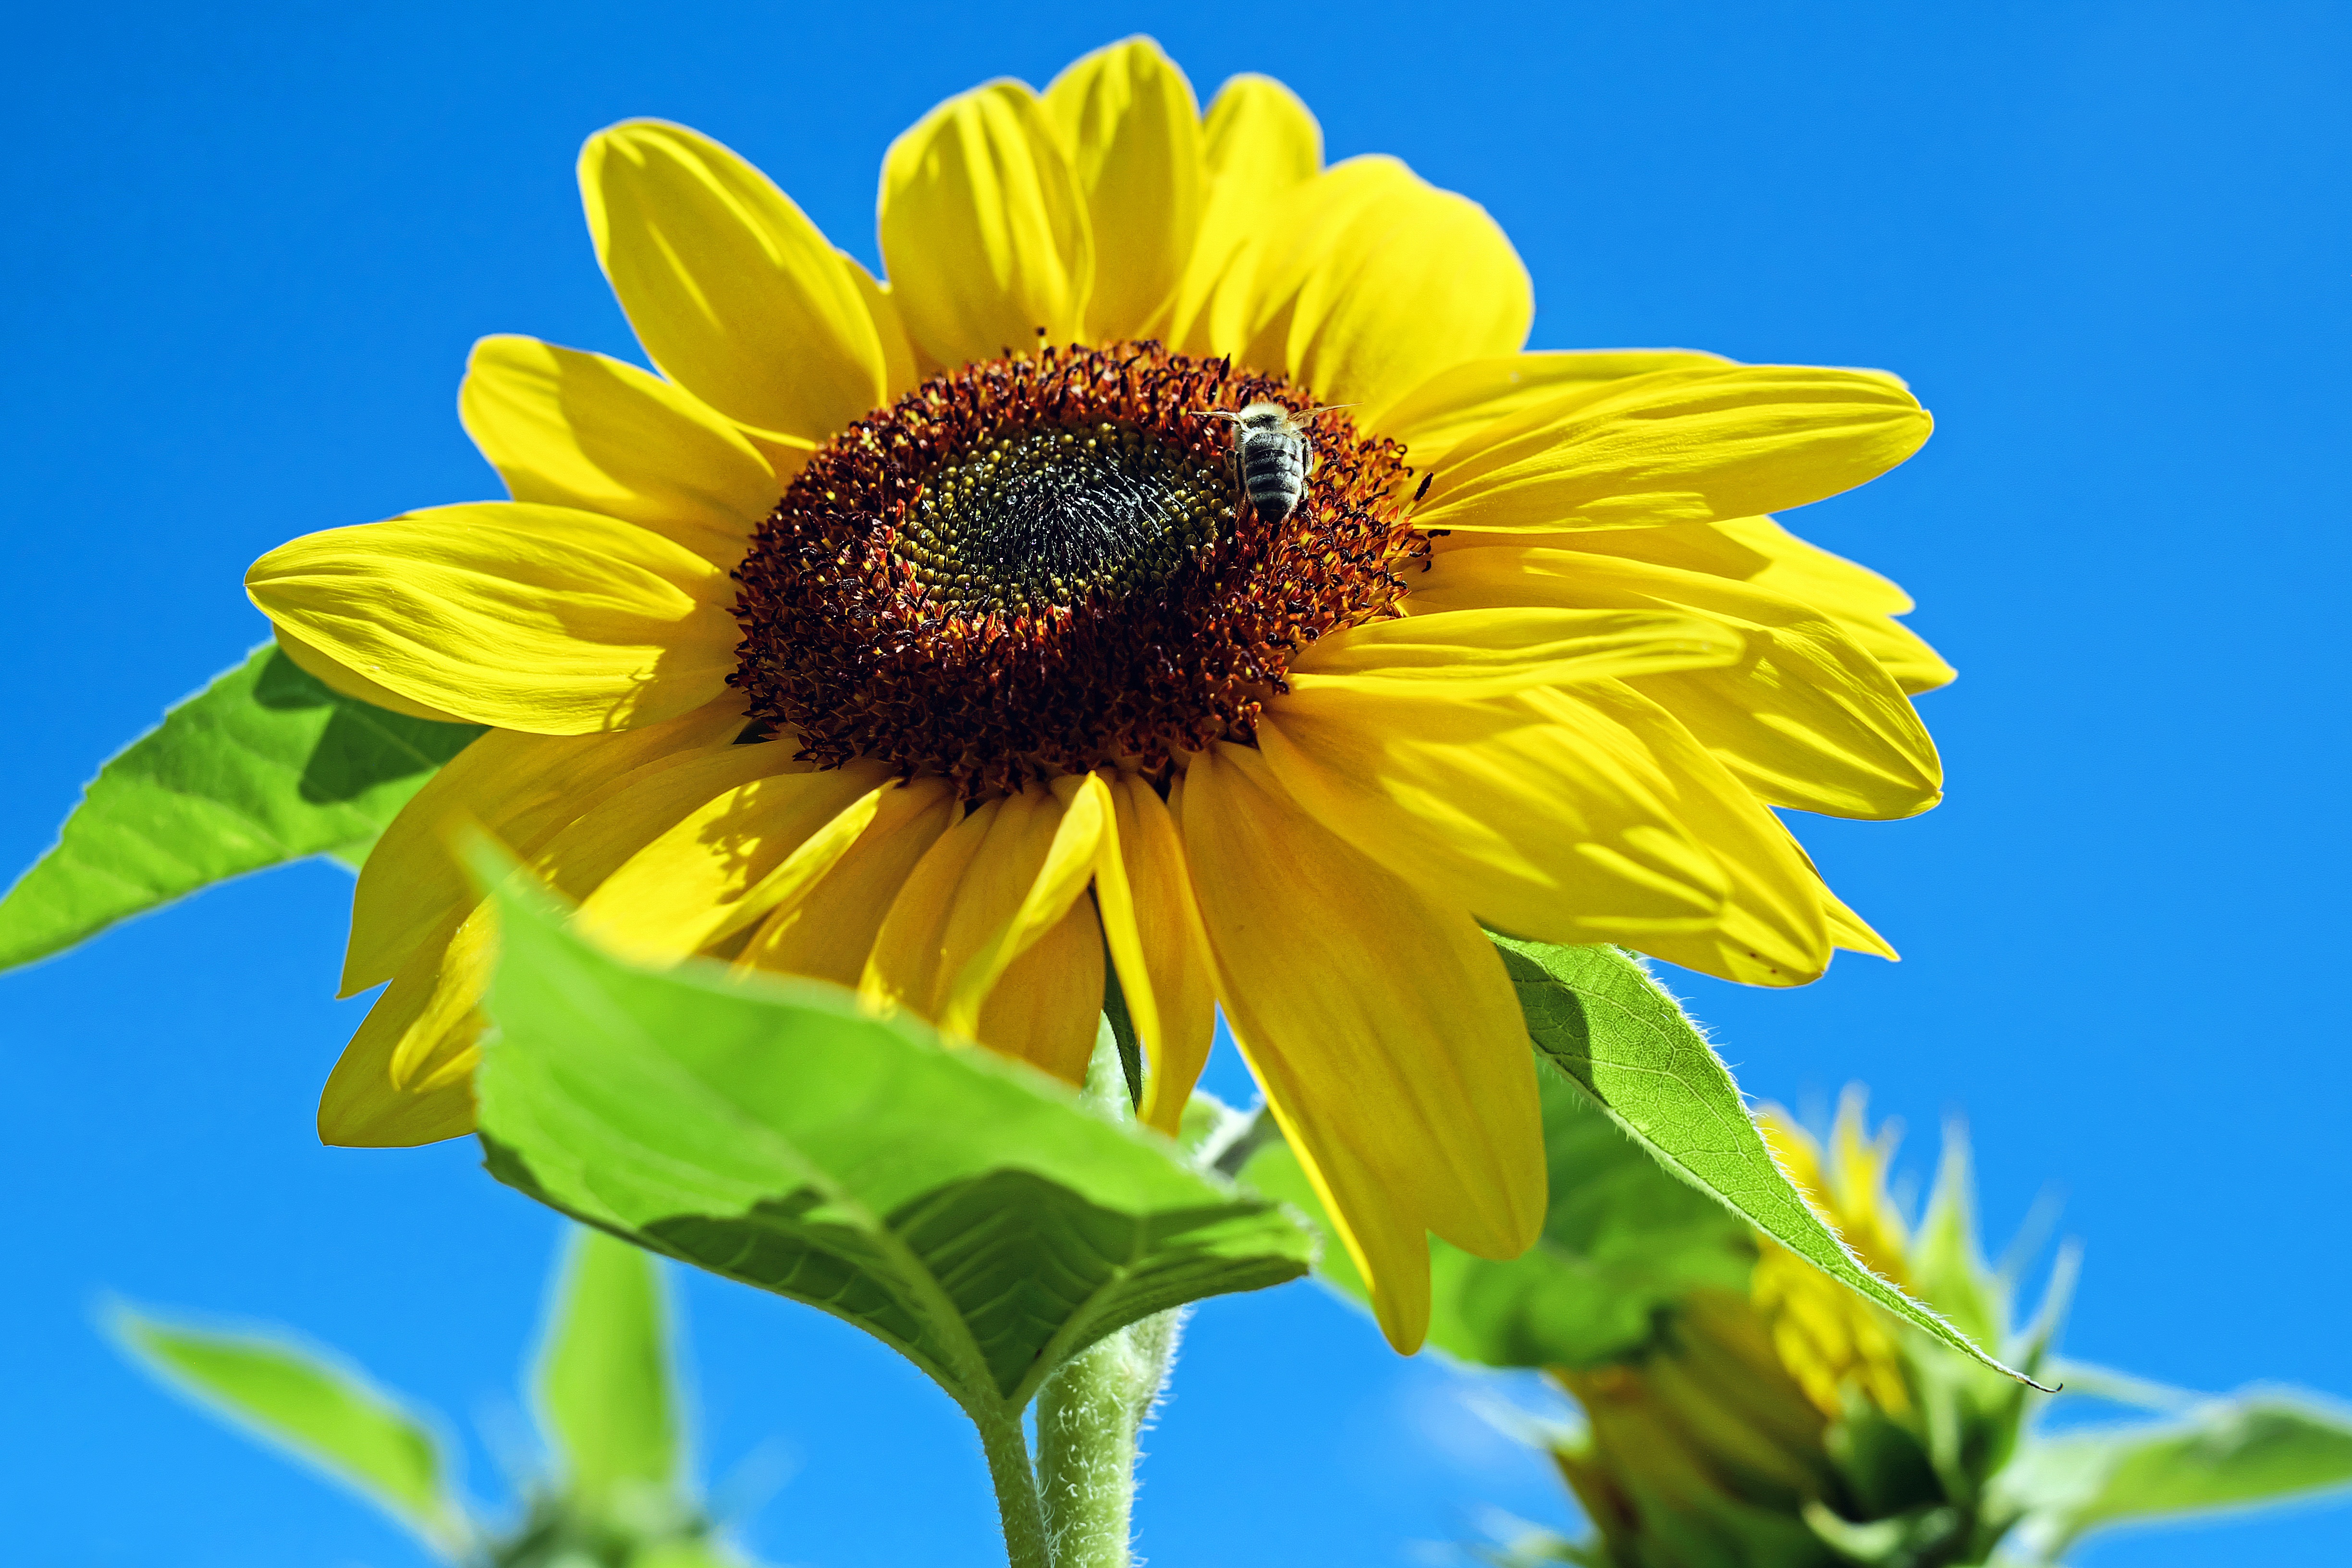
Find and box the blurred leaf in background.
[1998,1384,2352,1564]
[1248,945,2352,1567]
[115,1309,469,1556]
[113,1225,757,1568]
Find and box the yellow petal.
[1415,547,1941,819]
[1415,366,1932,533]
[579,120,890,442]
[343,697,749,994]
[459,334,777,568]
[1524,684,1834,986]
[531,742,819,906]
[1824,886,1899,961]
[1288,606,1741,697]
[735,429,822,496]
[246,502,737,735]
[850,783,1103,1087]
[1546,514,1956,697]
[841,253,923,404]
[1721,516,1954,694]
[319,908,488,1147]
[880,81,1092,368]
[1052,778,1152,1085]
[318,1035,478,1146]
[1168,74,1321,355]
[1097,772,1215,1135]
[1044,37,1204,342]
[576,760,898,965]
[1256,683,1727,947]
[1827,1089,1914,1271]
[975,893,1105,1086]
[1376,349,1730,466]
[1208,157,1406,365]
[1210,155,1531,416]
[936,785,1104,1038]
[1082,778,1154,1064]
[1264,1087,1438,1352]
[736,777,958,985]
[1724,515,1912,612]
[861,788,1100,1038]
[860,796,996,1012]
[273,624,470,724]
[1464,511,1909,612]
[323,737,801,1145]
[1823,612,1953,698]
[1637,663,1940,822]
[1181,741,1544,1351]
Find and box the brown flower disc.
[728,341,1422,796]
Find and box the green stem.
[1033,1311,1184,1568]
[1023,1020,1188,1566]
[972,1401,1054,1568]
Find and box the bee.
[1206,401,1349,524]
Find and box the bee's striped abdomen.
[1239,428,1309,522]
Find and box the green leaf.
[473,877,1313,1421]
[630,1544,749,1568]
[1244,1064,1753,1368]
[0,643,482,969]
[536,1226,682,1509]
[1235,1143,1364,1286]
[1488,936,2037,1388]
[112,1305,466,1553]
[2003,1391,2352,1559]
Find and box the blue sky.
[4,3,2349,1564]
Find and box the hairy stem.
[972,1400,1053,1568]
[1034,1311,1184,1568]
[1025,1021,1189,1565]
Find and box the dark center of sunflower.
[903,422,1224,617]
[729,341,1422,796]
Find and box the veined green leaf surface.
[536,1227,681,1508]
[2002,1392,2352,1560]
[113,1307,465,1553]
[0,643,482,970]
[1245,1064,1752,1368]
[474,881,1313,1419]
[1489,937,2034,1387]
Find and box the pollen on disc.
[728,341,1423,797]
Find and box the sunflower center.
[903,423,1225,617]
[729,342,1421,796]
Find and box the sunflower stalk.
[1034,1310,1182,1568]
[1028,1028,1187,1568]
[974,1404,1055,1568]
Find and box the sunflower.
[1542,1093,2007,1568]
[1751,1093,1920,1418]
[244,37,1950,1352]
